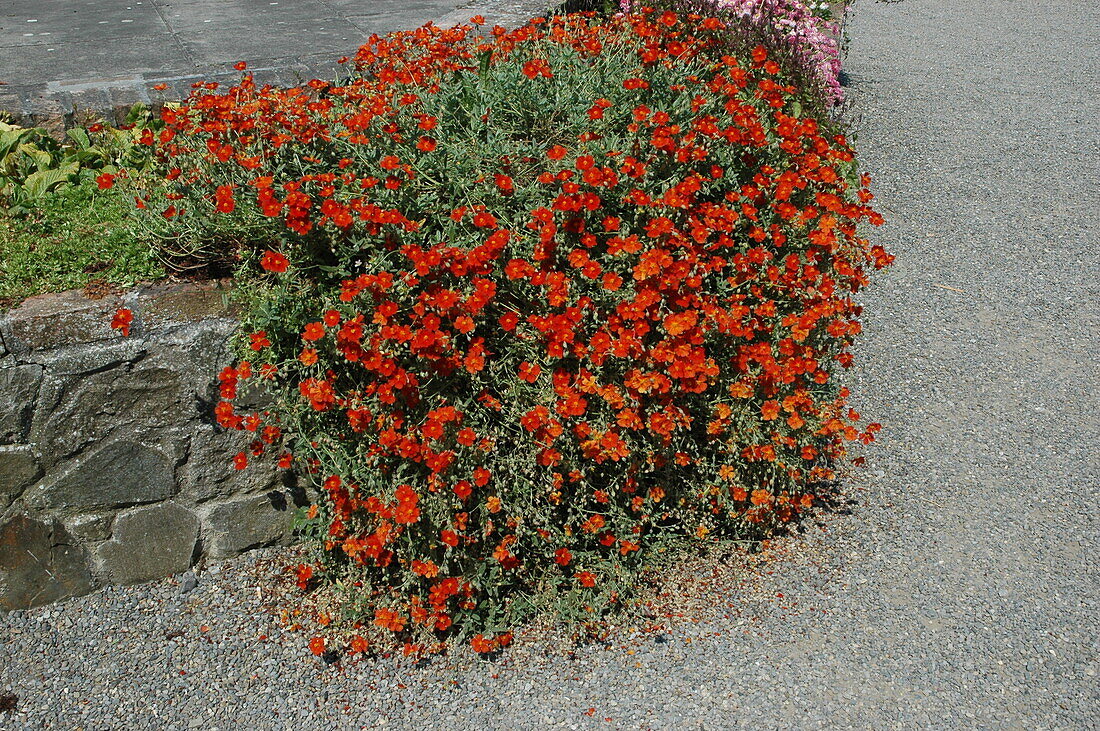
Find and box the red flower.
[554,548,571,566]
[394,484,420,524]
[417,136,437,152]
[547,144,567,160]
[249,331,270,350]
[295,564,313,590]
[472,210,497,228]
[96,172,115,190]
[302,322,326,341]
[214,185,235,213]
[110,308,133,337]
[308,637,326,656]
[259,250,289,273]
[518,362,541,383]
[575,571,596,588]
[521,58,552,80]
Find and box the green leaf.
[124,102,150,127]
[66,127,92,150]
[0,128,32,159]
[18,142,55,172]
[22,161,79,199]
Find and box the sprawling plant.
[141,9,889,654]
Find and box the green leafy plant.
[0,104,162,215]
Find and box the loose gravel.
[2,0,1098,728]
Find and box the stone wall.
[0,281,308,611]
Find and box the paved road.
[0,0,547,122]
[0,0,463,88]
[0,0,1097,727]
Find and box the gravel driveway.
[2,0,1098,728]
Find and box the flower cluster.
[143,9,888,653]
[716,0,844,105]
[625,0,844,107]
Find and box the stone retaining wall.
[0,281,307,611]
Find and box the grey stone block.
[179,427,280,503]
[0,445,41,510]
[0,289,127,355]
[0,514,94,610]
[30,360,189,465]
[137,280,238,328]
[0,362,43,444]
[29,441,176,511]
[96,503,198,585]
[203,491,297,558]
[31,338,147,377]
[65,513,114,542]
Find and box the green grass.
[0,182,163,310]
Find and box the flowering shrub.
[143,9,888,653]
[632,0,844,107]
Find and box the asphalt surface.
[0,0,464,88]
[1,0,1098,728]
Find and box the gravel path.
[2,0,1098,728]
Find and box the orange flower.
[761,400,780,421]
[260,250,289,273]
[308,637,326,656]
[302,322,326,341]
[518,362,541,383]
[394,484,420,524]
[663,310,698,336]
[110,308,133,337]
[374,608,406,633]
[214,185,235,213]
[521,58,552,80]
[249,331,270,350]
[472,210,497,228]
[298,348,318,366]
[412,559,440,577]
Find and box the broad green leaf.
[18,143,55,172]
[23,161,79,199]
[66,127,92,150]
